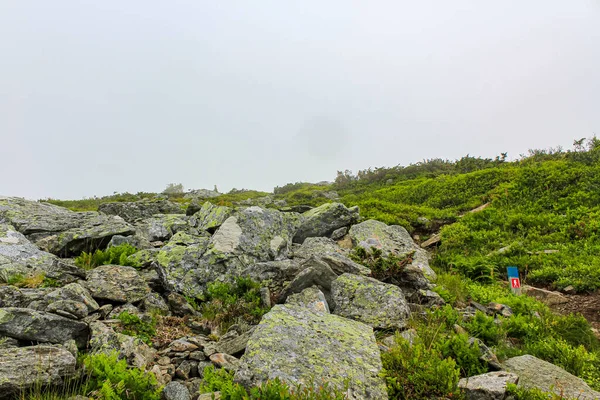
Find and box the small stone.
[209,353,240,372]
[169,339,198,352]
[162,381,191,400]
[259,287,271,309]
[197,393,221,400]
[189,351,206,361]
[458,371,518,400]
[157,356,172,366]
[175,359,197,380]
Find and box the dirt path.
[550,291,600,336]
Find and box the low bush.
[75,244,140,270]
[116,311,157,345]
[200,277,270,334]
[349,247,414,282]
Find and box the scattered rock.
[504,354,600,400]
[330,226,348,240]
[88,321,156,368]
[0,345,77,397]
[420,233,441,248]
[162,381,191,400]
[190,202,233,232]
[98,200,184,223]
[210,353,240,371]
[522,285,569,306]
[458,371,519,400]
[0,307,89,348]
[85,265,150,303]
[278,257,338,303]
[234,304,387,399]
[293,203,359,244]
[286,286,330,314]
[331,273,410,330]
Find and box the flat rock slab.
[458,371,518,400]
[85,265,150,303]
[234,304,388,400]
[503,355,600,400]
[332,273,410,330]
[0,345,76,397]
[0,307,89,348]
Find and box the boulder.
[0,345,76,397]
[458,371,519,400]
[215,329,254,356]
[85,265,150,303]
[44,283,99,314]
[331,273,410,330]
[503,355,600,400]
[285,286,330,314]
[0,197,135,257]
[234,304,387,399]
[0,308,89,348]
[157,207,301,298]
[349,219,436,284]
[522,285,569,306]
[0,223,82,282]
[137,214,191,243]
[190,202,233,232]
[241,259,304,295]
[292,203,359,244]
[293,237,370,276]
[278,257,338,303]
[98,200,184,222]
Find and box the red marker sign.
[511,278,521,289]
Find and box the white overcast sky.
[1,1,599,199]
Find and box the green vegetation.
[42,192,159,212]
[200,277,270,334]
[75,244,140,270]
[17,351,160,400]
[116,311,157,345]
[199,365,348,399]
[350,246,414,282]
[0,272,61,289]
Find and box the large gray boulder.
[458,371,519,400]
[0,223,82,283]
[0,308,89,348]
[44,283,99,314]
[85,265,150,303]
[293,237,370,276]
[278,257,338,303]
[0,197,135,256]
[189,202,233,232]
[503,355,600,399]
[234,304,388,399]
[241,259,304,295]
[156,206,301,298]
[331,273,410,330]
[0,345,77,397]
[98,200,184,222]
[349,219,436,285]
[293,203,359,244]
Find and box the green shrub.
[75,244,140,269]
[349,247,414,282]
[505,384,565,400]
[82,351,161,400]
[200,277,270,334]
[381,335,461,399]
[116,311,156,345]
[199,365,349,399]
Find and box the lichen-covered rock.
[331,273,410,330]
[98,200,184,222]
[293,237,370,276]
[190,202,233,232]
[45,300,89,319]
[279,257,338,303]
[137,214,191,242]
[292,203,359,244]
[285,286,330,314]
[157,207,301,298]
[503,355,600,399]
[458,371,519,400]
[0,345,76,397]
[0,223,82,283]
[349,219,436,284]
[162,381,191,400]
[44,283,99,314]
[0,197,135,257]
[85,265,150,303]
[89,321,156,368]
[0,308,89,348]
[234,304,387,399]
[241,259,304,295]
[140,292,170,315]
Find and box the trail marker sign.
[507,266,521,294]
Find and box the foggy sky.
[1,1,599,200]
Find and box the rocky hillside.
[1,193,599,399]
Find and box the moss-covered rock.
[331,273,410,330]
[234,304,387,399]
[190,202,233,232]
[98,199,184,222]
[0,308,89,348]
[292,203,359,244]
[85,265,150,303]
[0,197,135,256]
